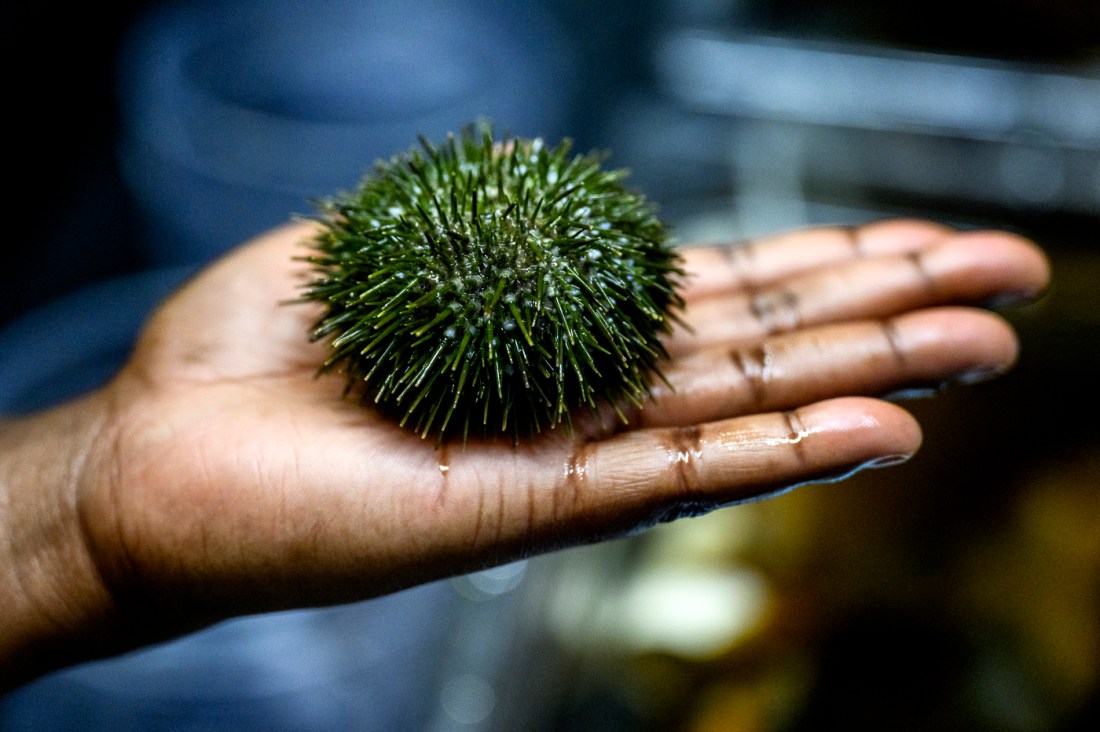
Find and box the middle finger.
[641,307,1018,428]
[668,232,1046,356]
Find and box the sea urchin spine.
[302,125,684,442]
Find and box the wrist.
[0,392,120,689]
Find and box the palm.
[88,219,1047,631]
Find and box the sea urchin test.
[302,125,684,442]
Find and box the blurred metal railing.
[658,31,1100,148]
[607,26,1100,239]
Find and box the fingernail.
[789,453,914,489]
[675,453,916,517]
[863,453,912,469]
[883,385,942,401]
[823,454,912,481]
[949,366,1006,386]
[983,290,1039,309]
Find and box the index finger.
[678,219,953,301]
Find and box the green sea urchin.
[302,125,684,442]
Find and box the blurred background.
[2,0,1098,729]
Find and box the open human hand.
[0,218,1049,686]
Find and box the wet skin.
[0,219,1050,687]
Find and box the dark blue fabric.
[0,267,196,415]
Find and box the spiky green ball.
[303,125,684,441]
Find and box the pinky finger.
[556,397,921,535]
